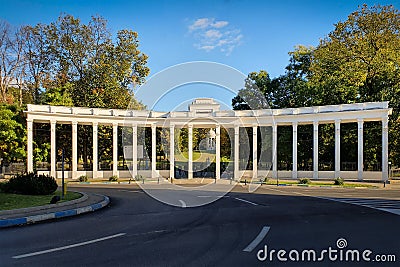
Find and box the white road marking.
[234,197,258,206]
[12,233,126,259]
[243,226,270,252]
[179,200,187,208]
[118,190,142,193]
[197,195,226,198]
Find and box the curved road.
[1,184,400,266]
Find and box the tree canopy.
[233,4,400,166]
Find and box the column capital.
[112,122,118,127]
[50,119,57,125]
[357,118,364,123]
[335,119,341,124]
[93,121,98,127]
[313,121,319,126]
[382,117,389,128]
[292,121,298,127]
[27,118,33,123]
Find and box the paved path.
[1,184,399,266]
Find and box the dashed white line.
[243,226,270,252]
[118,190,143,193]
[179,200,187,208]
[234,197,258,206]
[13,233,126,259]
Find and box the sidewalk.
[0,191,109,228]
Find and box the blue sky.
[0,0,398,110]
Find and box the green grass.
[175,151,215,162]
[0,191,82,211]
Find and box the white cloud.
[187,18,242,56]
[189,18,212,31]
[204,29,222,39]
[212,21,228,28]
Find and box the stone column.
[272,123,277,179]
[313,121,319,179]
[151,124,157,177]
[252,125,258,179]
[92,122,98,179]
[72,121,78,179]
[50,120,56,178]
[113,123,118,177]
[382,117,389,181]
[188,124,193,179]
[234,125,239,180]
[335,120,341,178]
[132,124,137,178]
[357,119,364,181]
[215,125,221,179]
[27,119,33,173]
[169,124,175,179]
[292,122,298,179]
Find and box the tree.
[46,14,149,109]
[21,23,53,104]
[0,105,26,165]
[310,4,400,165]
[0,20,25,104]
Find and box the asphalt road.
[1,184,400,266]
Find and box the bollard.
[63,182,67,197]
[384,180,386,188]
[158,177,159,184]
[142,178,144,184]
[129,178,131,184]
[245,179,247,185]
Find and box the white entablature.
[26,100,390,126]
[25,99,392,181]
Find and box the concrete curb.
[0,194,110,228]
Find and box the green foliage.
[43,82,74,106]
[33,142,50,163]
[78,175,88,182]
[0,105,26,164]
[298,178,311,184]
[109,175,118,182]
[0,172,58,195]
[334,177,344,186]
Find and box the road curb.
[0,195,110,228]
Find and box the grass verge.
[0,191,82,211]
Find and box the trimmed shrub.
[334,177,344,186]
[78,175,88,182]
[109,175,118,182]
[299,178,311,184]
[1,172,58,195]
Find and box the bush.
[299,178,311,184]
[109,175,118,182]
[334,177,344,186]
[78,175,88,182]
[1,172,58,195]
